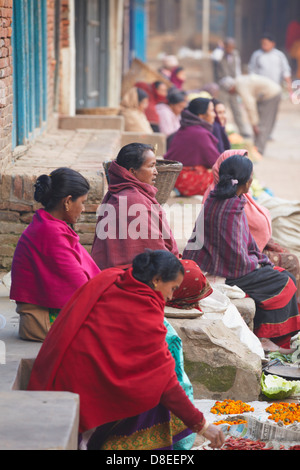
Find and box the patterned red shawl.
[91,161,178,270]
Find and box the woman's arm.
[160,382,225,449]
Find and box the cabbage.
[261,373,298,399]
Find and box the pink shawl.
[91,161,179,270]
[10,209,100,309]
[203,149,272,252]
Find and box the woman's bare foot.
[260,338,295,355]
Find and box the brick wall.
[0,170,105,269]
[0,0,13,172]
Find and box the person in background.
[10,168,100,342]
[249,32,292,93]
[119,87,153,133]
[286,19,300,79]
[158,55,179,80]
[183,155,300,354]
[27,250,225,451]
[215,37,251,138]
[156,90,187,138]
[164,98,219,196]
[212,98,231,153]
[135,81,168,132]
[227,74,282,155]
[170,66,186,90]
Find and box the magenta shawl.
[91,161,179,270]
[10,209,100,309]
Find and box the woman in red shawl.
[91,142,212,308]
[10,168,100,342]
[203,149,300,301]
[135,81,168,132]
[27,250,224,450]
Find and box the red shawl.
[91,161,179,270]
[10,209,100,309]
[27,268,178,432]
[135,81,167,124]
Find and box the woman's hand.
[202,424,225,449]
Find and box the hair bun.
[34,174,52,205]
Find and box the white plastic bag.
[199,288,265,359]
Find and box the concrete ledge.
[121,131,166,156]
[59,115,125,131]
[0,391,80,450]
[0,361,20,391]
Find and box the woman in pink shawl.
[203,150,300,300]
[91,143,212,308]
[10,168,100,342]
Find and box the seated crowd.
[8,57,300,452]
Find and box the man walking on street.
[248,33,292,93]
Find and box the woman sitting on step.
[27,250,225,451]
[10,168,100,342]
[183,155,300,354]
[91,142,212,310]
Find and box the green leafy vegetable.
[261,373,298,399]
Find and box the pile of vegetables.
[266,402,300,425]
[261,373,300,400]
[220,436,274,450]
[210,399,254,415]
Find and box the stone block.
[169,317,262,403]
[59,115,125,131]
[231,297,256,331]
[120,131,166,157]
[0,391,79,450]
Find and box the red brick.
[12,175,23,200]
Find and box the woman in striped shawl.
[183,154,300,354]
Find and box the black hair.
[172,66,184,74]
[188,97,212,116]
[153,81,164,89]
[132,250,184,286]
[136,87,148,103]
[34,167,90,211]
[212,98,224,107]
[116,143,154,171]
[214,155,253,200]
[167,90,186,105]
[261,32,275,42]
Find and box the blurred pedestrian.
[248,32,292,93]
[119,87,153,133]
[135,81,168,132]
[158,55,179,80]
[212,99,231,154]
[156,90,187,137]
[227,74,281,155]
[170,67,186,90]
[215,37,250,138]
[285,20,300,79]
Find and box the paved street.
[252,97,300,201]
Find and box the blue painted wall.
[129,0,147,63]
[12,0,47,148]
